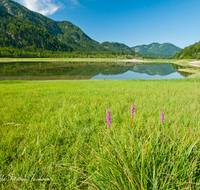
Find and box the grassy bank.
[0,79,200,189]
[0,58,121,62]
[0,58,183,63]
[0,58,188,63]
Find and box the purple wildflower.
[161,110,165,123]
[131,104,135,117]
[106,109,111,127]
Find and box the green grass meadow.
[1,79,200,189]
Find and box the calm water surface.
[0,62,189,80]
[92,71,184,80]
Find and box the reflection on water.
[92,71,184,80]
[0,62,189,80]
[92,63,187,79]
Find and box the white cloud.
[16,0,65,16]
[69,0,79,5]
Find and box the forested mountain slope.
[0,0,105,51]
[173,41,200,59]
[0,8,71,51]
[101,42,134,52]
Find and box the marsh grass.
[0,79,200,189]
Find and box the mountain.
[0,0,182,58]
[0,0,62,36]
[0,8,71,51]
[0,0,105,51]
[131,43,182,58]
[57,21,105,51]
[101,42,134,52]
[173,41,200,59]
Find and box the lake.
[0,62,189,80]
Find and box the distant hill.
[101,42,134,52]
[0,0,105,52]
[131,43,181,58]
[173,41,200,59]
[0,8,71,51]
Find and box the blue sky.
[14,0,200,48]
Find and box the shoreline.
[120,59,149,62]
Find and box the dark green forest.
[0,46,149,59]
[173,41,200,59]
[57,21,105,51]
[0,0,106,52]
[0,0,62,37]
[101,42,134,52]
[0,8,72,53]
